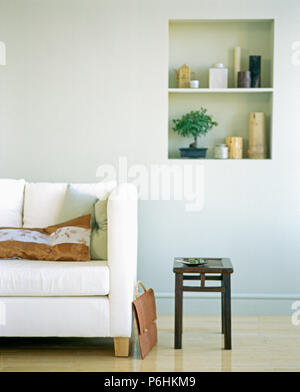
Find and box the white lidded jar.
[214,144,229,159]
[209,63,228,89]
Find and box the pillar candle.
[248,112,267,159]
[234,47,241,88]
[226,137,243,159]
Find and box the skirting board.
[156,292,300,316]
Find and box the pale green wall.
[0,0,299,314]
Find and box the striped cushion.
[0,215,91,261]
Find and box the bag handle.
[135,280,147,298]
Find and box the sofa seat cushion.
[0,259,109,296]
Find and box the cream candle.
[234,47,241,88]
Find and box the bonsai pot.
[179,147,208,159]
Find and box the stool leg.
[221,291,225,334]
[174,273,183,349]
[223,274,232,350]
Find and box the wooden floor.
[0,315,299,372]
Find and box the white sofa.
[0,179,138,357]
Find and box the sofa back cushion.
[23,182,68,228]
[23,180,115,227]
[0,179,25,227]
[70,182,116,199]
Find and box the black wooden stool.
[173,258,234,350]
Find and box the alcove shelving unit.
[168,19,275,160]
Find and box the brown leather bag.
[132,281,157,359]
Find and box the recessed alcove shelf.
[168,19,275,160]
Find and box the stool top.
[173,258,233,274]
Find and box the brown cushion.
[0,215,91,261]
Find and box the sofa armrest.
[107,183,138,337]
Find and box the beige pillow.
[57,185,97,224]
[56,185,108,260]
[91,199,108,260]
[0,215,91,261]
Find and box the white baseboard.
[156,292,300,300]
[155,292,300,315]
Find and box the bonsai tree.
[173,107,218,148]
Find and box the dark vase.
[249,56,261,88]
[238,71,251,88]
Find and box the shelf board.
[168,158,272,161]
[168,88,274,94]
